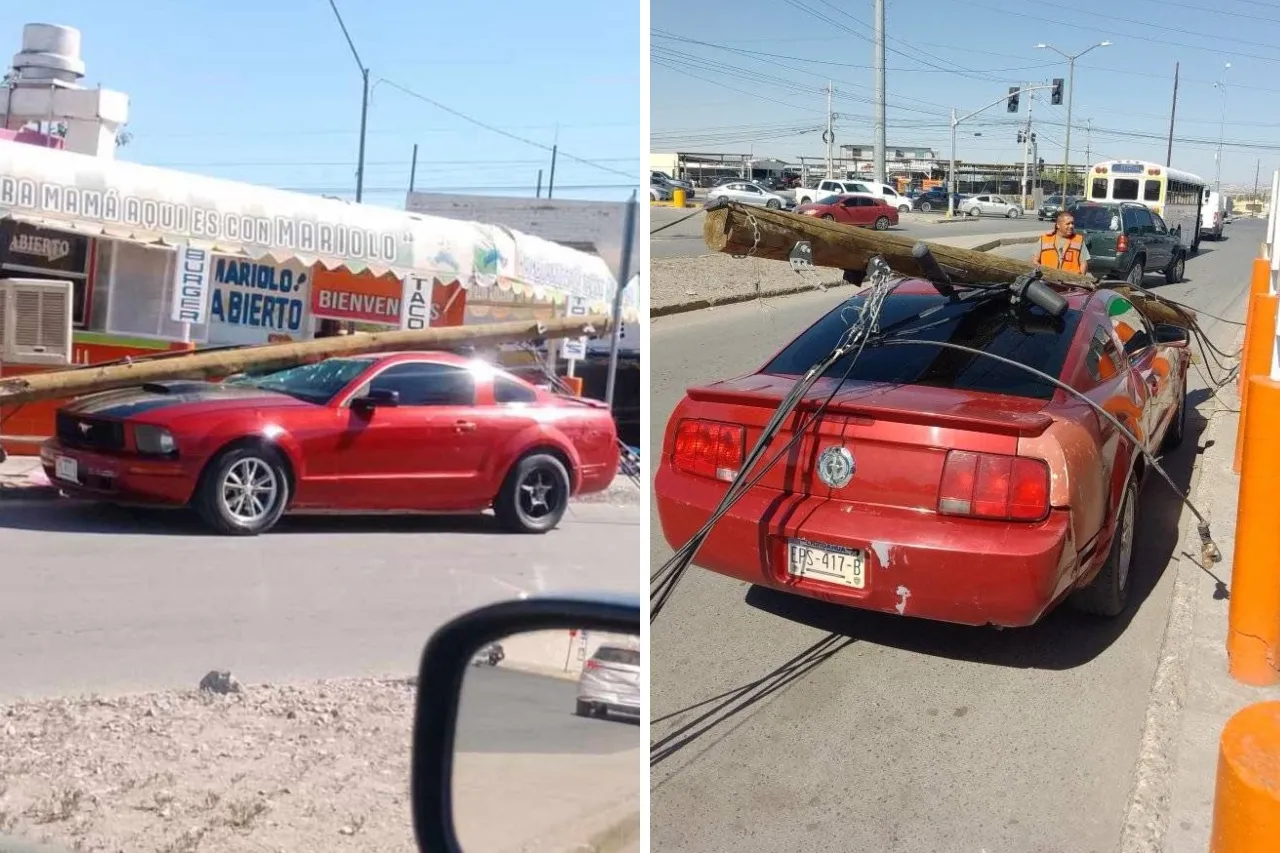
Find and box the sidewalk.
[1120,363,1280,852]
[651,228,1043,315]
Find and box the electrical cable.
[651,208,706,235]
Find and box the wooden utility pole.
[1166,62,1179,166]
[701,203,1096,289]
[0,316,609,407]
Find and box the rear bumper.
[40,440,199,506]
[654,467,1079,628]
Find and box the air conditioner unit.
[0,277,74,366]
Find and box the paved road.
[454,666,639,852]
[0,501,639,701]
[651,205,1046,259]
[648,222,1257,852]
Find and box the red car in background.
[654,280,1190,627]
[795,193,900,230]
[41,352,619,535]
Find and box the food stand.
[0,139,634,454]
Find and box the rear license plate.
[54,455,78,484]
[787,539,865,589]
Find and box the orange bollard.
[1239,257,1273,397]
[1233,292,1279,473]
[1229,375,1280,686]
[560,375,584,396]
[1211,701,1280,851]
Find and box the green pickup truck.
[1072,201,1186,285]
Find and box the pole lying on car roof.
[0,315,610,408]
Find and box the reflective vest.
[1038,233,1085,274]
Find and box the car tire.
[898,204,911,213]
[822,213,835,220]
[494,452,571,534]
[1126,261,1145,285]
[1165,252,1185,284]
[967,207,980,217]
[193,444,290,536]
[1162,375,1188,452]
[575,699,591,717]
[766,199,781,209]
[1006,207,1019,218]
[874,216,890,230]
[920,202,932,212]
[1069,477,1139,617]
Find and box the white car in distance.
[705,181,793,209]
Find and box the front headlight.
[134,424,177,456]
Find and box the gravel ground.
[652,253,846,314]
[0,678,422,853]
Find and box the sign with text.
[561,296,588,361]
[208,256,311,346]
[170,244,212,325]
[1,220,89,275]
[310,266,401,326]
[400,275,431,331]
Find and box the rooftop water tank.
[10,23,85,85]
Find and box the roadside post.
[561,296,588,396]
[1210,701,1280,851]
[1229,168,1280,686]
[1232,255,1275,474]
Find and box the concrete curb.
[1116,328,1246,853]
[650,201,699,209]
[968,234,1041,253]
[652,277,853,318]
[569,808,640,853]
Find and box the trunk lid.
[683,374,1054,510]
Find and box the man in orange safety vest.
[1037,210,1090,275]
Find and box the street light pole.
[1037,41,1110,198]
[947,87,1052,219]
[328,0,369,203]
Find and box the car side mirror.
[351,388,400,411]
[1154,323,1190,346]
[410,595,641,853]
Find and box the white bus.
[1085,160,1205,254]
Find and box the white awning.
[0,140,629,316]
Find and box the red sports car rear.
[654,280,1189,627]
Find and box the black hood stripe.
[65,381,290,419]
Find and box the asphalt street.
[0,501,639,702]
[651,205,1047,258]
[451,666,640,853]
[648,220,1259,852]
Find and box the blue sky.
[1,1,640,206]
[653,0,1280,189]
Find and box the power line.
[377,78,637,180]
[145,157,636,168]
[283,182,637,194]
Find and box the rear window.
[593,646,640,666]
[763,292,1083,401]
[1073,205,1121,231]
[1112,179,1140,201]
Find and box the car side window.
[1132,206,1155,232]
[1108,297,1154,359]
[1085,324,1122,383]
[494,375,537,404]
[366,362,475,406]
[1151,213,1169,234]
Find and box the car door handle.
[454,420,477,432]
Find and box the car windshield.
[1073,205,1122,231]
[763,292,1083,400]
[232,357,375,404]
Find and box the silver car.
[706,181,792,209]
[575,643,640,720]
[962,193,1022,218]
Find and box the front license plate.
[787,539,865,589]
[54,455,79,484]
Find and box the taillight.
[937,450,1050,522]
[673,419,744,482]
[1116,234,1128,253]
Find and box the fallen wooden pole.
[702,201,1098,290]
[0,315,609,407]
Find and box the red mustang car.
[41,352,619,536]
[795,193,899,230]
[655,280,1190,627]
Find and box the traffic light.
[1017,131,1025,144]
[1007,86,1020,113]
[1051,78,1064,106]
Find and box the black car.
[912,188,965,212]
[1038,194,1081,221]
